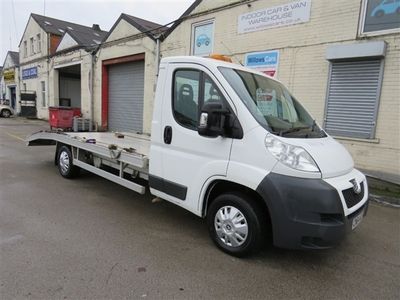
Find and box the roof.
[60,27,108,50]
[19,13,108,47]
[122,14,167,37]
[2,51,19,68]
[103,13,167,43]
[31,13,106,36]
[8,51,20,66]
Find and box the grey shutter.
[324,59,383,139]
[108,61,144,133]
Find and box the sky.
[0,0,194,65]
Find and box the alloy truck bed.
[27,131,151,194]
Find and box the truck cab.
[149,56,368,256]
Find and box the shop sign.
[192,20,214,56]
[4,70,15,83]
[238,0,312,34]
[245,50,280,78]
[22,67,38,80]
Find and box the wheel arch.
[201,179,272,232]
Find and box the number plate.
[352,211,364,230]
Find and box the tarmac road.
[1,117,399,299]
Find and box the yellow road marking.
[4,132,25,142]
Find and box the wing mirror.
[198,101,244,139]
[198,101,230,137]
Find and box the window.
[173,70,226,130]
[30,37,35,55]
[37,34,41,52]
[220,67,318,137]
[192,20,214,56]
[41,81,46,107]
[173,70,200,130]
[23,41,27,58]
[23,83,27,91]
[360,0,400,34]
[324,59,384,139]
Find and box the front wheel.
[1,109,11,118]
[207,193,265,257]
[57,146,80,178]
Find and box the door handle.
[164,126,172,144]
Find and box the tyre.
[57,146,80,178]
[1,109,11,118]
[207,193,266,257]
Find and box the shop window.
[324,59,384,139]
[30,37,35,55]
[41,81,46,107]
[360,0,400,34]
[191,20,214,57]
[37,34,41,53]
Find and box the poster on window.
[362,0,400,33]
[245,50,280,78]
[192,21,214,56]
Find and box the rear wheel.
[207,193,265,257]
[1,109,11,118]
[57,146,80,178]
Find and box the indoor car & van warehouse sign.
[238,0,312,34]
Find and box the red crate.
[49,107,81,130]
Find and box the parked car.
[0,103,14,118]
[371,0,400,17]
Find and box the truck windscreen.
[219,67,325,138]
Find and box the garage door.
[108,61,144,132]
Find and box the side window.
[173,70,200,130]
[203,75,224,104]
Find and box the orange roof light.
[208,54,233,63]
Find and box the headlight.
[265,133,320,172]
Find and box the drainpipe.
[155,36,161,77]
[90,50,96,131]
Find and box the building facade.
[1,51,20,111]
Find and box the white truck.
[27,56,369,257]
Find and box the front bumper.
[256,170,369,250]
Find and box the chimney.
[92,24,101,31]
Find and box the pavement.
[1,117,399,300]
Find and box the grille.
[342,182,365,208]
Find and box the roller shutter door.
[324,59,383,139]
[108,61,144,132]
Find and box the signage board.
[245,50,280,78]
[4,70,15,83]
[192,21,214,56]
[238,0,312,34]
[22,67,38,80]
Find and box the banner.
[245,50,280,78]
[238,0,312,34]
[22,67,38,80]
[4,70,15,83]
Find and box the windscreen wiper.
[279,126,311,136]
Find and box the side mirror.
[198,101,229,137]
